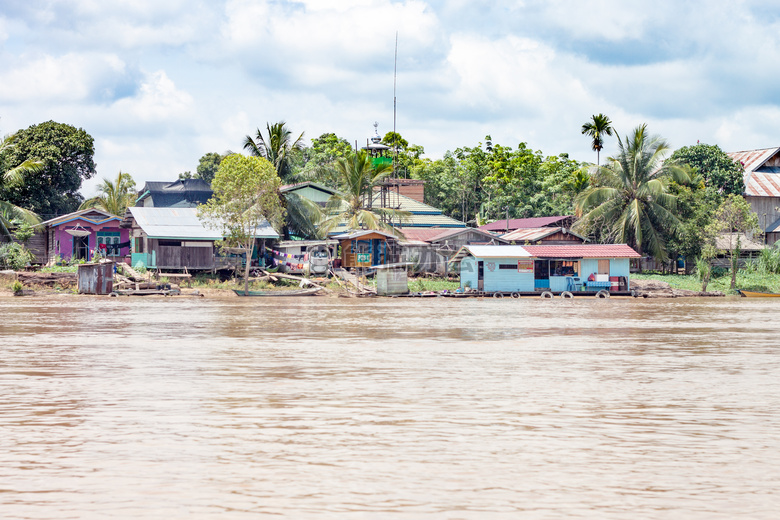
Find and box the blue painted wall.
[460,257,534,292]
[460,257,478,289]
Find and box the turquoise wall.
[460,257,478,289]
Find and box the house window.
[159,240,182,247]
[498,264,516,270]
[597,259,610,274]
[550,260,579,277]
[134,237,144,253]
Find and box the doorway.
[73,236,90,260]
[477,261,484,291]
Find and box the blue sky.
[1,0,779,197]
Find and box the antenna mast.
[393,31,398,176]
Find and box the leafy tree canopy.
[0,121,96,217]
[669,143,744,201]
[198,154,284,293]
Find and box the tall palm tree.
[318,150,409,235]
[0,133,42,239]
[581,113,614,166]
[574,124,690,261]
[243,121,304,182]
[78,171,137,216]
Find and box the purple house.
[40,209,131,264]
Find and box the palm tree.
[78,171,137,216]
[574,124,690,261]
[243,122,304,182]
[581,113,614,166]
[0,133,42,239]
[318,150,409,235]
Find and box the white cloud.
[111,70,193,122]
[0,52,131,102]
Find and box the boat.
[232,287,323,297]
[738,290,780,298]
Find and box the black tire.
[541,291,554,299]
[561,291,574,299]
[493,292,504,299]
[511,292,520,299]
[596,290,610,299]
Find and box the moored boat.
[738,290,780,298]
[232,287,323,297]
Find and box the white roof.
[449,245,531,263]
[128,207,279,240]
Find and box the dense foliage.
[669,143,744,200]
[0,121,96,217]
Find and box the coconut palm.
[0,133,42,239]
[78,171,137,216]
[243,121,304,182]
[574,124,690,261]
[318,150,409,235]
[581,113,614,166]
[282,191,324,240]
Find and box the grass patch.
[41,265,78,273]
[633,271,780,294]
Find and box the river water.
[1,295,779,519]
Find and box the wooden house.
[122,207,279,271]
[39,209,130,265]
[451,244,640,295]
[399,227,507,274]
[728,148,780,246]
[335,230,400,269]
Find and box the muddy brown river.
[1,295,779,519]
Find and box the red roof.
[727,148,780,197]
[522,244,640,258]
[479,215,570,232]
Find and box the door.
[477,261,484,291]
[73,236,89,260]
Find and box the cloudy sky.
[1,0,779,197]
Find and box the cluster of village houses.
[15,146,780,296]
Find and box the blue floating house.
[450,244,640,295]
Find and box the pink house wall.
[53,217,130,260]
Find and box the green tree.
[574,124,690,261]
[669,143,744,200]
[0,121,96,217]
[298,133,353,188]
[0,133,42,239]
[581,113,614,166]
[319,150,408,235]
[79,171,137,216]
[195,152,225,184]
[198,154,284,294]
[707,194,760,289]
[243,122,304,183]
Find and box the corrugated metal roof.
[450,245,532,262]
[41,208,120,227]
[479,216,570,232]
[714,233,764,251]
[728,148,780,197]
[333,229,398,240]
[128,207,279,240]
[522,244,640,258]
[400,227,506,244]
[500,226,586,242]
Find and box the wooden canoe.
[232,287,322,297]
[738,290,780,298]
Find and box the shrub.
[0,243,34,270]
[11,280,23,295]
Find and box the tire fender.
[561,291,574,299]
[493,292,504,299]
[541,291,554,299]
[596,290,610,298]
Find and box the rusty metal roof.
[501,227,587,243]
[522,244,641,258]
[728,148,780,197]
